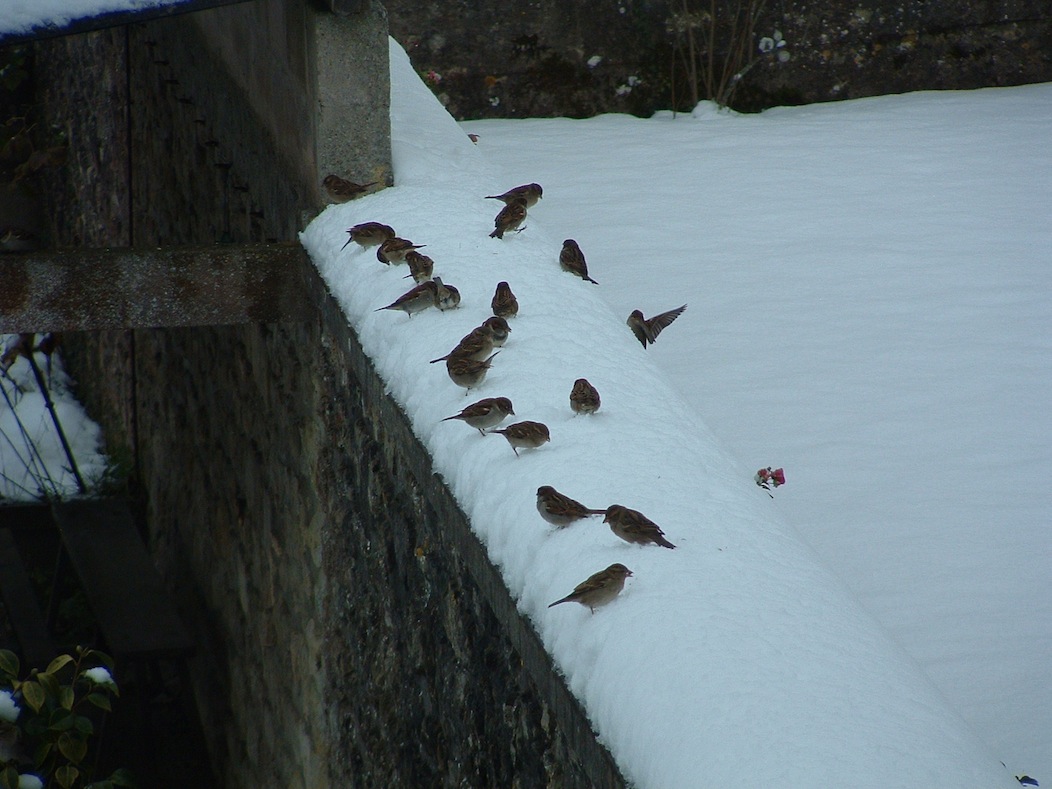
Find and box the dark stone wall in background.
[386,0,1052,117]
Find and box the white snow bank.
[297,39,1015,788]
[0,0,183,37]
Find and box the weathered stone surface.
[385,0,1052,117]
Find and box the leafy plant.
[0,648,133,789]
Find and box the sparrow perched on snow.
[603,504,676,549]
[430,317,510,363]
[486,183,543,208]
[374,281,438,317]
[627,304,687,348]
[536,485,605,527]
[569,378,601,415]
[433,277,461,310]
[340,222,395,251]
[490,197,527,239]
[441,396,515,434]
[323,174,376,203]
[490,420,550,456]
[559,239,598,284]
[548,563,633,613]
[491,281,519,319]
[447,351,499,392]
[377,237,426,264]
[403,250,434,283]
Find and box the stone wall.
[386,0,1052,117]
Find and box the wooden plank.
[50,500,193,661]
[0,528,57,670]
[0,243,314,333]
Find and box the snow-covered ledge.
[299,40,1014,789]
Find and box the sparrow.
[548,563,633,613]
[569,378,601,415]
[377,237,426,264]
[447,351,499,392]
[490,420,550,456]
[559,239,598,284]
[490,197,527,239]
[441,396,515,434]
[430,317,510,363]
[627,304,687,348]
[374,281,438,317]
[491,281,519,319]
[603,504,676,549]
[404,250,434,282]
[485,183,543,208]
[323,174,376,203]
[433,277,461,310]
[341,222,395,250]
[536,485,605,528]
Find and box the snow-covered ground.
[297,41,1046,788]
[0,0,180,38]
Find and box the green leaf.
[57,731,87,765]
[84,692,111,712]
[82,651,115,673]
[0,649,18,679]
[108,768,136,787]
[59,685,75,711]
[32,740,53,768]
[36,671,60,699]
[55,764,80,789]
[48,708,75,732]
[21,680,45,712]
[0,765,18,789]
[73,715,94,736]
[46,654,74,676]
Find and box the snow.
[295,39,1038,788]
[0,0,184,38]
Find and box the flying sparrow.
[569,378,601,415]
[374,281,438,317]
[323,174,376,203]
[377,237,426,264]
[627,305,687,348]
[447,351,499,392]
[486,183,543,208]
[559,239,598,284]
[491,281,519,318]
[490,197,527,239]
[548,563,633,613]
[404,250,434,282]
[341,222,395,250]
[490,420,550,456]
[603,504,676,549]
[536,485,605,527]
[433,277,461,310]
[441,396,515,434]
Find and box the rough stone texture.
[386,0,1052,117]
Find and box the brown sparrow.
[569,378,601,415]
[489,197,527,239]
[374,281,438,317]
[536,485,605,527]
[430,329,495,364]
[323,174,376,203]
[603,504,676,549]
[548,563,633,613]
[447,351,499,392]
[491,281,519,318]
[340,222,396,251]
[559,239,598,284]
[485,183,543,208]
[441,396,515,434]
[403,250,434,282]
[433,277,461,310]
[627,305,687,348]
[377,237,426,264]
[490,420,550,456]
